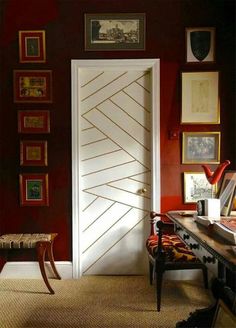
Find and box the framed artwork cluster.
[16,30,51,206]
[181,27,222,204]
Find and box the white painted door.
[71,59,160,277]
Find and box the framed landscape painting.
[182,132,220,164]
[84,13,146,50]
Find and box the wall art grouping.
[16,30,50,206]
[181,26,223,205]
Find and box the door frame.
[71,59,160,278]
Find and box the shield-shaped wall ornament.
[190,31,211,61]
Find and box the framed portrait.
[19,173,49,206]
[19,30,46,63]
[182,132,220,164]
[183,172,217,204]
[20,140,48,166]
[212,300,236,328]
[18,110,50,133]
[181,71,220,124]
[218,171,236,216]
[14,70,52,103]
[186,27,215,63]
[84,13,146,51]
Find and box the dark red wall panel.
[0,0,235,262]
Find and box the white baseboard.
[0,261,73,279]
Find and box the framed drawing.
[14,70,52,103]
[218,171,236,216]
[19,30,46,63]
[183,172,217,203]
[181,71,220,124]
[182,132,220,164]
[186,27,215,63]
[84,13,146,51]
[18,110,50,133]
[19,173,49,206]
[212,300,236,328]
[20,140,48,166]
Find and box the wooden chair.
[146,212,208,311]
[0,233,61,294]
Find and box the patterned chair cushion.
[146,233,199,262]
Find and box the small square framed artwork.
[181,71,220,124]
[14,70,52,103]
[20,140,48,166]
[218,171,236,216]
[19,173,49,206]
[183,172,217,203]
[182,131,220,164]
[18,110,50,133]
[186,27,215,63]
[19,30,46,63]
[84,13,146,51]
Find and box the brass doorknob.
[140,188,147,194]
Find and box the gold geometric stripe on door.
[80,69,151,274]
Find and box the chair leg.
[202,265,208,289]
[149,260,154,285]
[46,241,61,280]
[155,254,165,312]
[36,241,55,294]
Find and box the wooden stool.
[0,233,61,294]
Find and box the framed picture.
[212,300,236,328]
[181,71,220,124]
[20,140,48,166]
[19,173,49,206]
[18,110,50,133]
[14,70,52,103]
[182,132,220,164]
[84,13,146,51]
[218,171,236,216]
[19,30,46,63]
[183,172,217,204]
[186,27,215,63]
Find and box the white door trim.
[71,59,160,278]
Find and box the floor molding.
[0,261,73,279]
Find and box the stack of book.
[195,215,236,244]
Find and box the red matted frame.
[14,70,52,103]
[20,140,48,166]
[19,30,46,63]
[19,173,49,206]
[18,110,50,133]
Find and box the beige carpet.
[0,276,212,328]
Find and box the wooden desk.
[167,211,236,286]
[167,211,236,327]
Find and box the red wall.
[0,0,235,262]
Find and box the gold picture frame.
[19,30,46,63]
[181,71,220,124]
[182,131,220,164]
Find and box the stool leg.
[36,241,55,294]
[46,241,61,280]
